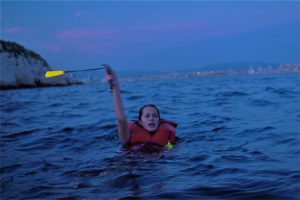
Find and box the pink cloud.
[145,20,250,39]
[56,28,121,54]
[148,21,207,33]
[40,44,61,53]
[56,20,206,45]
[3,27,39,36]
[74,11,88,18]
[77,43,118,54]
[4,27,24,34]
[57,28,116,40]
[144,20,239,38]
[54,19,225,55]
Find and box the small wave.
[61,127,75,133]
[181,163,215,176]
[187,155,209,162]
[0,176,14,191]
[78,102,89,107]
[39,160,60,172]
[49,102,64,108]
[253,169,300,178]
[95,134,119,142]
[72,182,90,189]
[265,86,297,96]
[273,137,300,146]
[27,185,57,199]
[249,150,263,155]
[200,115,232,128]
[0,102,26,113]
[66,169,104,177]
[216,142,249,153]
[0,164,22,174]
[98,123,117,130]
[211,125,228,132]
[126,95,145,100]
[249,98,274,106]
[217,91,249,97]
[1,129,40,140]
[110,173,142,188]
[57,195,78,200]
[219,155,252,163]
[240,126,276,135]
[0,121,22,128]
[119,89,132,94]
[185,184,286,200]
[65,168,118,177]
[290,173,300,180]
[208,167,246,177]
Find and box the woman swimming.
[103,65,177,148]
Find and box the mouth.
[148,123,156,127]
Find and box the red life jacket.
[128,119,177,147]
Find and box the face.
[139,106,160,132]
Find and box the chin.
[147,127,158,132]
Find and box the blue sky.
[1,1,300,71]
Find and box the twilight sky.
[1,1,300,71]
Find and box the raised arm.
[103,65,130,145]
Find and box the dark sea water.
[1,72,300,200]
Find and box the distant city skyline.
[1,1,300,72]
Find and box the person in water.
[103,65,177,148]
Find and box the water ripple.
[1,73,299,199]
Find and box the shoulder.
[159,119,177,134]
[160,119,177,128]
[128,120,136,127]
[128,120,141,130]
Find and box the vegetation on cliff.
[0,40,49,67]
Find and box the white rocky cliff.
[0,40,80,89]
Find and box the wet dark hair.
[138,104,160,120]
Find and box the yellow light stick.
[166,141,174,149]
[45,67,105,78]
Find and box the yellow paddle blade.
[45,71,65,78]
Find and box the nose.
[149,116,155,121]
